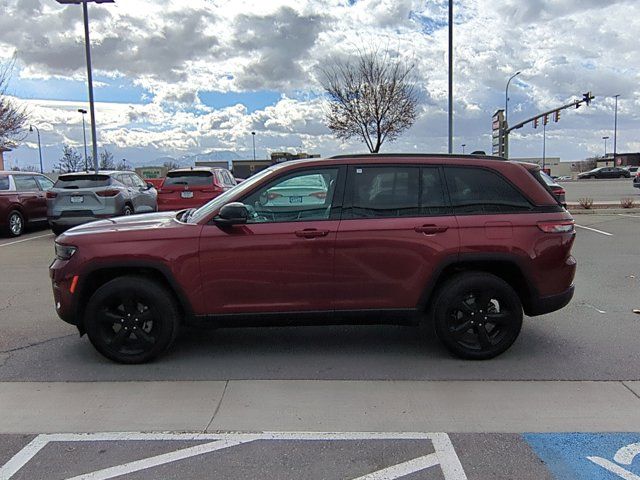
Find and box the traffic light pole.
[507,93,594,134]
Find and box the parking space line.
[65,438,258,480]
[617,214,640,219]
[0,233,53,248]
[575,224,613,236]
[351,453,439,479]
[587,456,640,480]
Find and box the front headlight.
[55,243,77,260]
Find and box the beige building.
[0,147,10,170]
[511,157,573,177]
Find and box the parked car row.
[1,167,236,237]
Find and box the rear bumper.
[48,212,115,228]
[526,284,575,317]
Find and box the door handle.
[295,229,329,238]
[414,224,448,234]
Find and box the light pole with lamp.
[29,125,44,173]
[251,132,256,161]
[613,94,620,161]
[56,0,115,174]
[78,108,88,171]
[602,136,609,164]
[504,71,521,159]
[461,144,466,154]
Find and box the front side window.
[14,175,40,192]
[128,174,146,188]
[347,166,420,218]
[242,168,339,223]
[36,176,54,191]
[444,167,532,214]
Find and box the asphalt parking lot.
[1,212,639,382]
[561,177,638,203]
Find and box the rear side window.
[164,171,213,187]
[0,175,9,190]
[444,167,532,214]
[348,166,420,218]
[14,176,40,192]
[36,176,54,190]
[54,174,111,189]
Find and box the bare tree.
[99,148,115,169]
[56,145,83,173]
[319,48,419,153]
[163,160,180,170]
[0,56,28,149]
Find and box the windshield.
[188,167,275,223]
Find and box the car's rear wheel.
[7,210,24,237]
[84,276,180,364]
[122,204,133,216]
[432,272,523,360]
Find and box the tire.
[6,210,24,237]
[84,276,180,364]
[122,204,134,216]
[431,272,523,360]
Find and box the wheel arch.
[420,253,537,317]
[75,261,194,333]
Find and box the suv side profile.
[0,171,55,237]
[50,154,576,363]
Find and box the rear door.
[14,175,46,221]
[333,165,459,311]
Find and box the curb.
[568,207,640,215]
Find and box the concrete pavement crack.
[0,334,76,355]
[204,380,229,433]
[622,382,640,400]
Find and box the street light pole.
[461,144,466,154]
[447,0,453,154]
[602,136,609,163]
[505,71,521,127]
[78,108,88,171]
[56,0,115,174]
[542,122,546,171]
[251,132,256,161]
[29,125,44,173]
[613,94,620,160]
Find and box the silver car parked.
[47,171,157,235]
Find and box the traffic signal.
[543,114,549,126]
[533,117,539,129]
[553,110,560,122]
[583,92,592,105]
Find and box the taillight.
[310,191,327,199]
[555,188,566,196]
[267,192,282,200]
[537,220,574,233]
[96,189,120,197]
[46,191,57,199]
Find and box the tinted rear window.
[54,174,112,189]
[0,175,9,190]
[164,171,213,187]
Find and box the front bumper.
[49,259,81,326]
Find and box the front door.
[333,165,459,311]
[199,166,345,315]
[15,175,47,222]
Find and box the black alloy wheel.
[122,204,133,216]
[85,276,179,363]
[432,272,523,360]
[7,210,24,237]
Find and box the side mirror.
[146,182,154,190]
[214,202,249,226]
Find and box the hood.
[60,211,184,238]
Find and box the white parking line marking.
[617,214,640,219]
[575,224,613,236]
[0,233,53,247]
[351,453,439,480]
[587,456,640,480]
[65,438,257,480]
[0,432,468,480]
[582,303,607,314]
[615,442,640,465]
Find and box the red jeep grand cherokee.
[50,154,576,363]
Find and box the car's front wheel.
[432,272,523,360]
[84,276,180,363]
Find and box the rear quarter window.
[54,174,112,189]
[444,166,533,214]
[0,175,9,190]
[164,171,213,187]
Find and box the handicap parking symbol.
[524,433,640,480]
